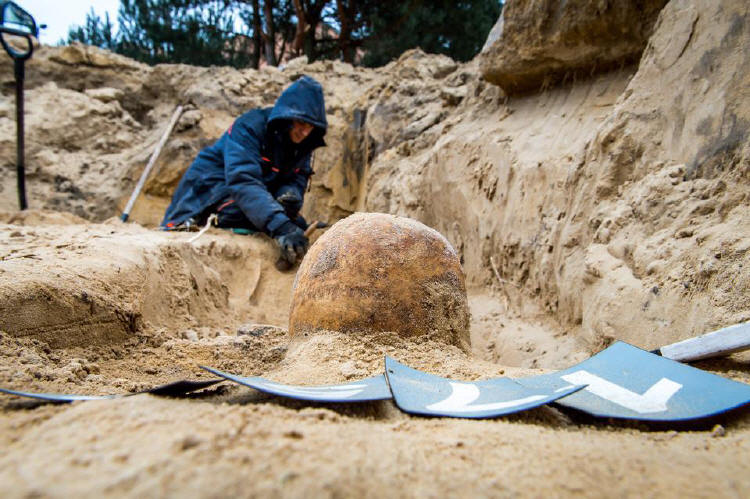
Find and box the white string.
[188,214,218,244]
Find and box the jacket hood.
[268,75,328,131]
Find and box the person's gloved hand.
[273,221,309,266]
[276,190,302,208]
[276,191,303,219]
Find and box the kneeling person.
[162,76,327,267]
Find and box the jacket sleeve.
[223,119,289,234]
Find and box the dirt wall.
[362,0,749,351]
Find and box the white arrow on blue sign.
[517,342,750,421]
[200,366,392,402]
[384,356,585,418]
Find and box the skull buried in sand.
[289,213,470,351]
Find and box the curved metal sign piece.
[0,379,223,404]
[384,356,584,419]
[200,366,392,402]
[517,342,750,421]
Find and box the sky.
[16,0,120,45]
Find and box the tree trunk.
[262,0,277,66]
[336,0,355,63]
[251,0,262,68]
[292,0,309,56]
[304,0,328,62]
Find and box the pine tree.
[360,0,502,67]
[67,9,117,50]
[117,0,253,67]
[66,0,503,68]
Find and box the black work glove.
[276,191,303,219]
[273,221,309,266]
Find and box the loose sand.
[0,215,748,497]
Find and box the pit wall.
[362,0,749,350]
[0,221,294,349]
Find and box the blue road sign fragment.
[0,379,223,403]
[0,387,114,402]
[384,356,584,419]
[143,378,224,396]
[517,342,750,421]
[200,366,392,402]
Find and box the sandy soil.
[0,214,748,498]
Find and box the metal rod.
[14,57,26,210]
[121,105,183,222]
[657,321,750,362]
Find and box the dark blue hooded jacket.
[162,75,327,234]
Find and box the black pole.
[14,57,26,210]
[1,1,39,211]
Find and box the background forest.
[66,0,502,68]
